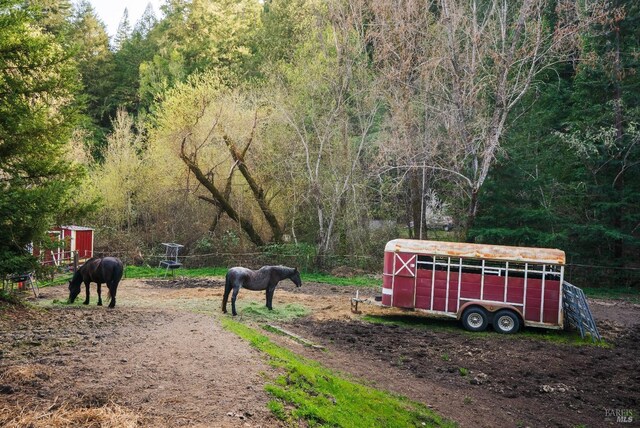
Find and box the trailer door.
[392,252,416,308]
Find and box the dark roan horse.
[68,257,124,308]
[222,265,301,316]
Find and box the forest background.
[1,0,638,288]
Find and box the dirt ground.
[1,277,638,427]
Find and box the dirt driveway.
[1,278,639,427]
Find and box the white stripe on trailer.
[558,266,565,325]
[445,257,451,313]
[480,259,485,300]
[459,298,524,307]
[523,263,529,322]
[457,258,462,313]
[503,261,509,303]
[430,255,436,311]
[540,265,547,323]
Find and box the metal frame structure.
[159,243,183,278]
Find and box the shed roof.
[58,225,94,231]
[385,239,565,265]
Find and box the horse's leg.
[231,285,240,316]
[107,282,117,308]
[83,281,90,305]
[266,285,276,310]
[222,276,231,313]
[96,283,103,306]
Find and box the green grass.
[124,265,381,287]
[582,286,640,303]
[222,318,455,428]
[124,265,229,279]
[233,301,310,322]
[301,272,380,287]
[362,314,608,347]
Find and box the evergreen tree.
[113,8,131,51]
[472,1,640,287]
[71,0,114,134]
[134,2,157,37]
[0,0,85,275]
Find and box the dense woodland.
[1,0,638,287]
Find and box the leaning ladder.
[562,281,601,341]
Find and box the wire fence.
[29,248,640,289]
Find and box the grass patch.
[582,286,640,303]
[50,298,83,307]
[222,318,455,428]
[302,272,380,287]
[125,265,380,287]
[362,314,607,347]
[124,265,229,279]
[233,301,310,322]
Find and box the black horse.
[68,257,124,308]
[222,265,301,316]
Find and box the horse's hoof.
[232,313,237,316]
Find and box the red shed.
[382,239,566,333]
[33,225,94,266]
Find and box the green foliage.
[138,0,261,106]
[0,290,23,305]
[6,0,636,287]
[222,318,455,428]
[472,1,640,287]
[0,0,87,277]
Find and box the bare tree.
[432,0,610,232]
[368,0,611,235]
[366,0,439,237]
[271,0,380,258]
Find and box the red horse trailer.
[382,239,566,333]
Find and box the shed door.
[75,230,93,258]
[393,253,416,308]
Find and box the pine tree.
[113,8,131,51]
[0,0,86,276]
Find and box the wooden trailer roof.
[385,239,566,265]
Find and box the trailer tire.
[492,309,520,334]
[461,307,489,332]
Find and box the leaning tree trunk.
[180,138,265,247]
[224,135,283,242]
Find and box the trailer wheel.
[461,307,489,332]
[492,310,520,334]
